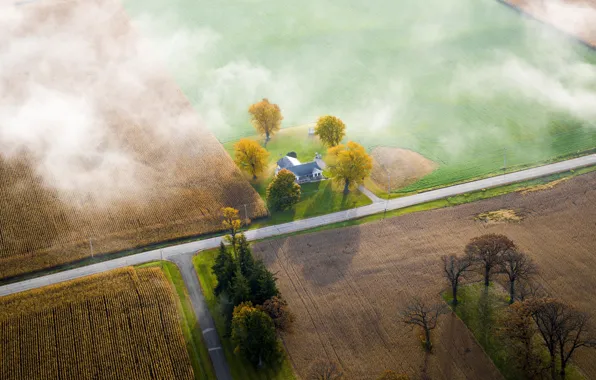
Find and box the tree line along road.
[1,154,595,297]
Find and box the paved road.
[1,154,594,297]
[170,254,233,380]
[0,154,593,380]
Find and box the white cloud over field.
[0,0,217,201]
[1,0,595,201]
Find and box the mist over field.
[126,0,596,155]
[0,0,595,200]
[0,0,214,202]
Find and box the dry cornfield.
[252,171,596,379]
[0,267,194,380]
[0,0,267,280]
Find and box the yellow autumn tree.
[222,207,242,254]
[234,139,269,180]
[327,141,373,194]
[315,115,346,147]
[248,98,283,145]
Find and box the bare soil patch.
[503,0,596,48]
[369,147,437,191]
[0,0,266,279]
[253,171,596,379]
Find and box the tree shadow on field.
[257,225,362,288]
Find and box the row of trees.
[213,208,294,367]
[502,297,596,379]
[443,233,536,305]
[399,233,595,379]
[247,99,347,148]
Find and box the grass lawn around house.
[136,261,216,380]
[223,125,372,226]
[251,180,372,228]
[223,124,327,171]
[442,283,584,380]
[192,251,296,380]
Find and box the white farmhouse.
[275,154,325,183]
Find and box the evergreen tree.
[231,302,281,367]
[250,260,279,305]
[231,268,251,306]
[212,242,235,296]
[237,234,255,277]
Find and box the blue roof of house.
[286,162,322,177]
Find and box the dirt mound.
[518,177,570,194]
[369,146,437,190]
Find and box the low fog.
[130,0,596,148]
[0,0,213,202]
[1,0,595,201]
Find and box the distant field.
[125,0,596,194]
[0,267,195,380]
[0,0,266,280]
[251,171,596,379]
[504,0,596,48]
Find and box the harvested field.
[503,0,596,47]
[0,267,194,380]
[0,0,266,280]
[369,147,437,191]
[252,171,596,379]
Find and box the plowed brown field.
[0,0,266,280]
[253,171,596,379]
[0,267,194,380]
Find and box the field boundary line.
[0,154,595,297]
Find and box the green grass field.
[442,283,584,380]
[136,261,216,380]
[251,180,372,228]
[124,0,596,193]
[192,252,296,380]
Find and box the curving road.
[0,154,594,380]
[1,154,594,297]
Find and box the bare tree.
[526,298,562,380]
[442,254,473,306]
[516,280,548,302]
[555,306,596,379]
[465,234,515,287]
[499,249,537,304]
[401,298,448,352]
[308,359,343,380]
[527,298,596,379]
